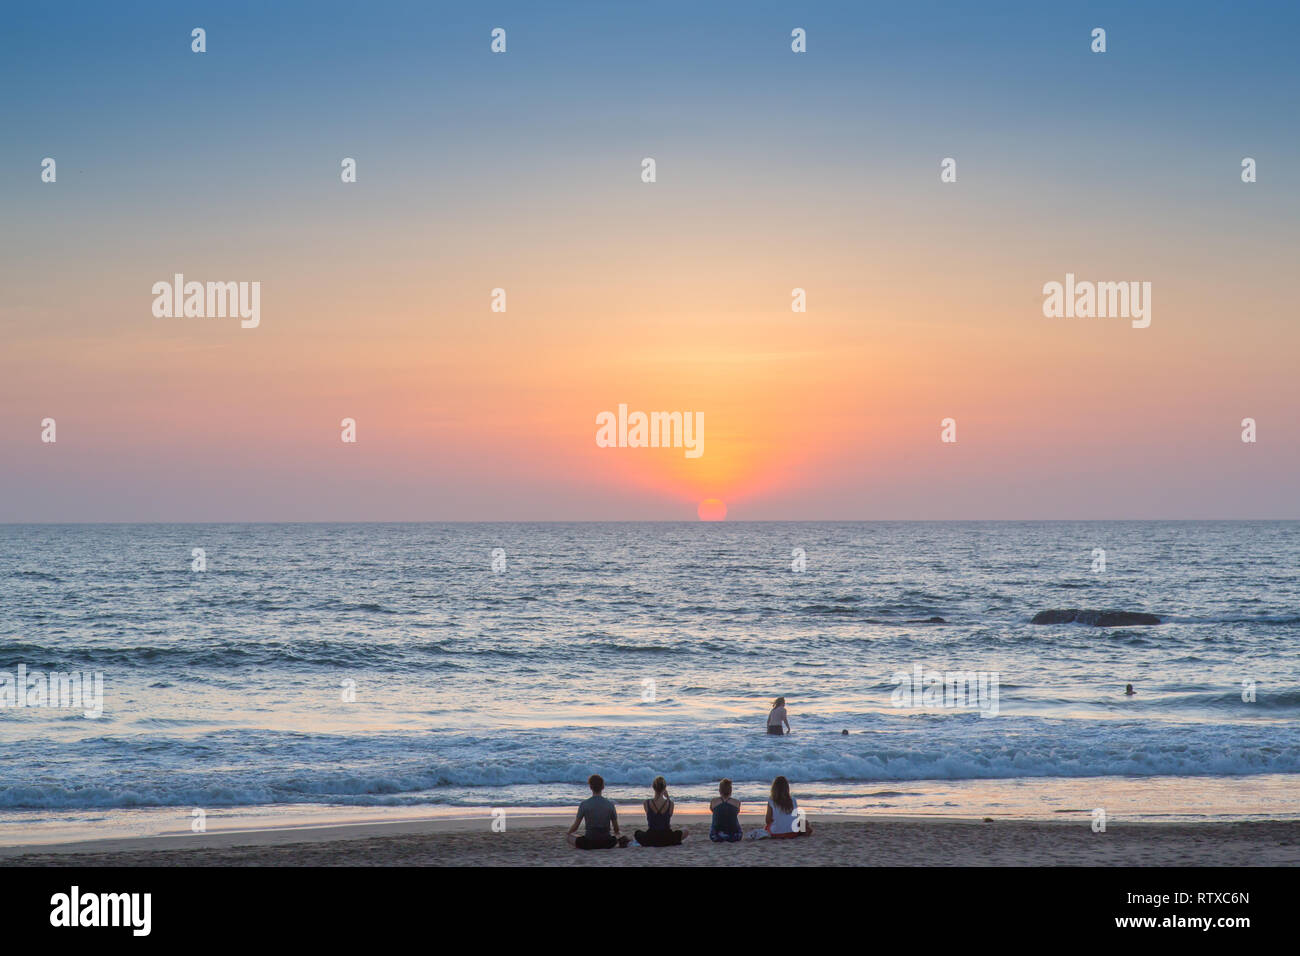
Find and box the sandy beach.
[4,814,1297,867]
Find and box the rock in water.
[1085,610,1162,626]
[1030,608,1161,626]
[1031,609,1078,625]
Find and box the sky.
[2,1,1297,521]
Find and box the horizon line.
[3,518,1299,527]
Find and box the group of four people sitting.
[565,698,807,849]
[566,773,813,849]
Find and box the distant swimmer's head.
[652,775,668,797]
[1125,684,1135,696]
[770,775,794,814]
[587,774,605,794]
[719,778,733,798]
[772,696,786,709]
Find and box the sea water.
[1,521,1297,843]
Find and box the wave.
[1140,688,1300,711]
[0,639,535,671]
[798,604,948,621]
[3,727,1297,809]
[9,570,62,583]
[1162,615,1300,626]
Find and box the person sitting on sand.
[566,774,629,849]
[767,696,791,735]
[761,775,811,839]
[709,778,744,842]
[633,776,687,846]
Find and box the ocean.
[2,521,1297,843]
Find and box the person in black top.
[633,776,686,846]
[709,778,744,842]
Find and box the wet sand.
[4,814,1297,867]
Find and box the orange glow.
[7,178,1299,522]
[697,498,727,521]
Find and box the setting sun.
[697,498,727,521]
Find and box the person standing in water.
[767,696,791,735]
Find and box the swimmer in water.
[1125,684,1135,696]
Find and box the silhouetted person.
[633,776,686,846]
[709,779,744,842]
[566,774,628,849]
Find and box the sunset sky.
[2,1,1297,521]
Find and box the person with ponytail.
[633,776,686,846]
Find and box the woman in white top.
[766,696,790,735]
[765,775,812,837]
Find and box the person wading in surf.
[767,696,791,735]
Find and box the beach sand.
[3,814,1297,866]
